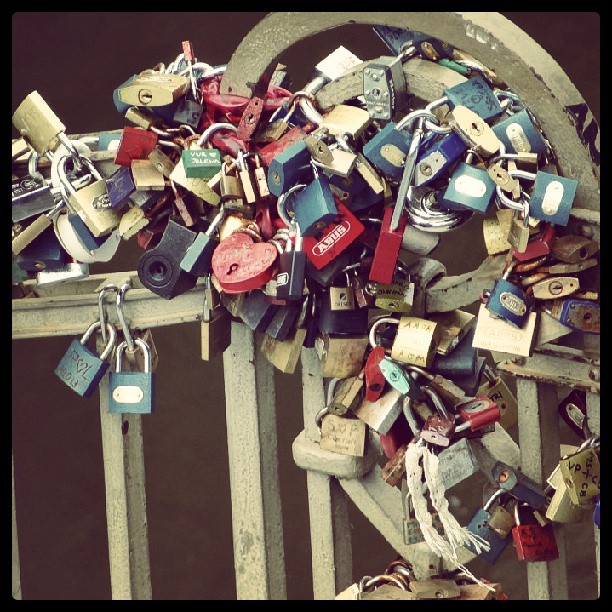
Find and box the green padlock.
[182,147,222,179]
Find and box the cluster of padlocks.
[12,26,599,596]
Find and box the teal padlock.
[292,168,338,236]
[442,162,495,214]
[528,171,577,226]
[492,109,547,155]
[444,75,503,122]
[108,338,156,414]
[182,147,222,179]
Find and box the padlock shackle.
[368,316,400,350]
[483,487,506,512]
[80,320,117,361]
[116,337,152,373]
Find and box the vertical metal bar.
[223,322,287,600]
[99,372,152,600]
[516,380,569,600]
[301,348,353,600]
[586,391,600,596]
[12,452,22,600]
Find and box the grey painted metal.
[221,12,598,212]
[517,380,569,600]
[586,392,600,596]
[300,348,353,599]
[12,453,22,600]
[98,371,152,600]
[223,323,287,600]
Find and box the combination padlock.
[108,338,156,414]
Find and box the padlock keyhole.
[151,262,167,281]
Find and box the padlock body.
[108,371,156,414]
[114,127,158,168]
[55,339,110,398]
[465,508,509,564]
[369,207,407,284]
[486,278,531,328]
[106,166,135,209]
[431,327,477,377]
[512,523,559,562]
[293,175,338,237]
[363,56,409,120]
[362,122,411,180]
[276,251,307,301]
[444,75,503,121]
[171,98,203,129]
[529,172,577,226]
[513,223,556,261]
[69,181,120,237]
[182,148,222,179]
[266,140,311,196]
[414,133,467,186]
[550,299,600,335]
[442,163,495,214]
[318,297,368,335]
[492,109,547,155]
[201,309,232,361]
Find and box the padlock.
[264,304,300,341]
[437,437,480,491]
[414,133,467,187]
[12,91,66,155]
[513,222,556,261]
[362,122,411,180]
[302,201,364,270]
[219,161,245,201]
[54,321,116,398]
[15,224,67,272]
[117,72,189,107]
[168,156,220,205]
[315,334,369,378]
[442,162,495,214]
[546,462,592,524]
[260,327,307,375]
[444,75,503,122]
[530,276,579,300]
[363,55,409,120]
[114,127,158,169]
[431,327,478,378]
[320,104,371,139]
[137,220,197,299]
[492,109,547,156]
[409,579,461,600]
[328,373,364,416]
[180,208,226,277]
[108,338,156,414]
[428,309,475,356]
[420,387,455,447]
[354,388,402,435]
[252,155,270,198]
[201,277,231,361]
[511,503,559,562]
[465,489,511,564]
[36,261,89,285]
[12,176,58,223]
[266,139,311,197]
[319,412,367,457]
[492,462,547,509]
[453,356,487,399]
[488,162,521,199]
[455,397,501,435]
[236,152,258,204]
[182,147,222,180]
[346,264,376,309]
[131,159,165,191]
[276,222,307,302]
[364,345,387,403]
[171,98,203,130]
[369,207,407,284]
[379,412,413,459]
[477,366,518,430]
[402,490,444,545]
[292,169,338,237]
[472,304,538,358]
[485,264,532,328]
[256,126,310,167]
[125,106,159,130]
[238,289,278,333]
[507,201,531,253]
[549,299,599,334]
[390,316,442,369]
[374,277,414,313]
[373,26,450,59]
[558,444,600,506]
[379,359,423,401]
[447,105,500,157]
[105,166,135,210]
[528,171,577,226]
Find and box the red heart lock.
[212,232,278,294]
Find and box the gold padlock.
[319,413,367,457]
[390,316,443,368]
[428,309,475,355]
[13,91,65,154]
[117,73,189,107]
[448,105,500,157]
[321,104,371,139]
[219,161,244,200]
[315,334,368,378]
[260,328,307,374]
[131,159,165,191]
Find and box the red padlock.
[114,127,158,168]
[137,219,167,250]
[302,202,364,270]
[511,504,559,562]
[379,415,413,459]
[455,397,501,433]
[364,345,387,402]
[211,232,278,294]
[513,223,556,262]
[369,207,408,284]
[255,126,312,167]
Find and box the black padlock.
[276,223,306,302]
[137,220,197,299]
[239,290,278,333]
[317,292,368,336]
[264,304,300,341]
[431,327,478,378]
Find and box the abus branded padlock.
[442,163,495,214]
[486,269,532,329]
[528,172,578,226]
[362,122,411,180]
[414,133,467,187]
[465,490,511,564]
[363,55,409,120]
[444,75,503,122]
[511,504,559,562]
[108,339,156,414]
[54,321,116,398]
[492,109,547,156]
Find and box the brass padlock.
[131,159,165,191]
[321,104,372,139]
[328,372,364,416]
[448,105,500,157]
[220,161,245,201]
[428,309,475,355]
[550,235,599,263]
[236,153,257,204]
[260,328,307,374]
[319,412,367,457]
[117,73,189,107]
[390,316,443,368]
[315,334,369,378]
[252,155,270,198]
[13,91,66,154]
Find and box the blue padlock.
[486,267,532,329]
[55,321,116,398]
[150,99,180,125]
[431,327,478,378]
[465,490,511,564]
[66,213,108,252]
[16,225,67,272]
[171,98,203,130]
[362,122,411,180]
[444,75,503,122]
[373,25,414,55]
[292,171,338,237]
[106,166,135,209]
[98,131,123,152]
[442,163,495,214]
[112,75,136,114]
[414,133,467,186]
[492,462,547,509]
[267,139,312,197]
[108,338,156,414]
[453,357,487,398]
[528,171,577,226]
[594,497,600,528]
[492,109,547,156]
[550,299,600,335]
[348,180,384,212]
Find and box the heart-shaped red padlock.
[212,232,278,294]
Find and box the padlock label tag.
[454,174,487,197]
[112,385,145,403]
[506,122,530,152]
[499,292,527,316]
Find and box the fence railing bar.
[12,452,22,600]
[98,371,152,599]
[517,380,569,600]
[300,349,352,599]
[586,392,600,596]
[222,323,287,600]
